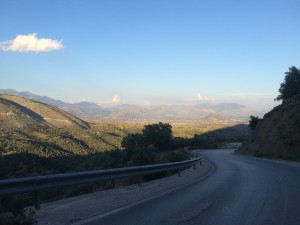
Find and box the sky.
[1,0,300,113]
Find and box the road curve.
[83,149,300,225]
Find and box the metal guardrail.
[0,156,202,210]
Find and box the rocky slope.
[237,94,300,160]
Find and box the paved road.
[81,149,300,225]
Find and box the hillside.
[0,95,89,129]
[0,95,132,159]
[237,94,300,160]
[0,96,48,130]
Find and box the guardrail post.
[199,159,202,166]
[193,163,196,170]
[34,191,41,210]
[137,176,143,187]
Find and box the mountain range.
[0,89,255,121]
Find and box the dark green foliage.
[68,150,126,171]
[122,122,173,151]
[121,122,189,166]
[121,133,146,150]
[142,122,173,150]
[276,66,300,101]
[172,137,189,148]
[129,146,158,166]
[159,149,190,163]
[248,115,261,130]
[0,153,70,179]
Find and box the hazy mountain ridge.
[237,94,300,160]
[0,89,66,107]
[0,89,255,121]
[0,94,89,129]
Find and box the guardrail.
[0,156,202,210]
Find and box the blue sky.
[1,0,300,112]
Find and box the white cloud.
[197,93,209,101]
[0,33,63,52]
[112,95,121,104]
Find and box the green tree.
[142,122,173,150]
[121,133,146,150]
[248,115,261,130]
[276,66,300,101]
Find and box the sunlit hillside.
[0,95,138,158]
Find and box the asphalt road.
[83,149,300,225]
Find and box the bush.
[248,115,261,130]
[276,66,300,101]
[129,146,158,166]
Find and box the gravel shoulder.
[36,157,212,225]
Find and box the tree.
[121,122,173,152]
[276,66,300,101]
[142,122,173,150]
[248,115,261,130]
[121,133,146,150]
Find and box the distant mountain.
[107,104,143,112]
[149,105,213,120]
[211,103,245,111]
[210,103,254,119]
[61,101,105,118]
[199,113,233,123]
[0,89,255,120]
[0,89,66,107]
[105,104,253,120]
[0,89,105,118]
